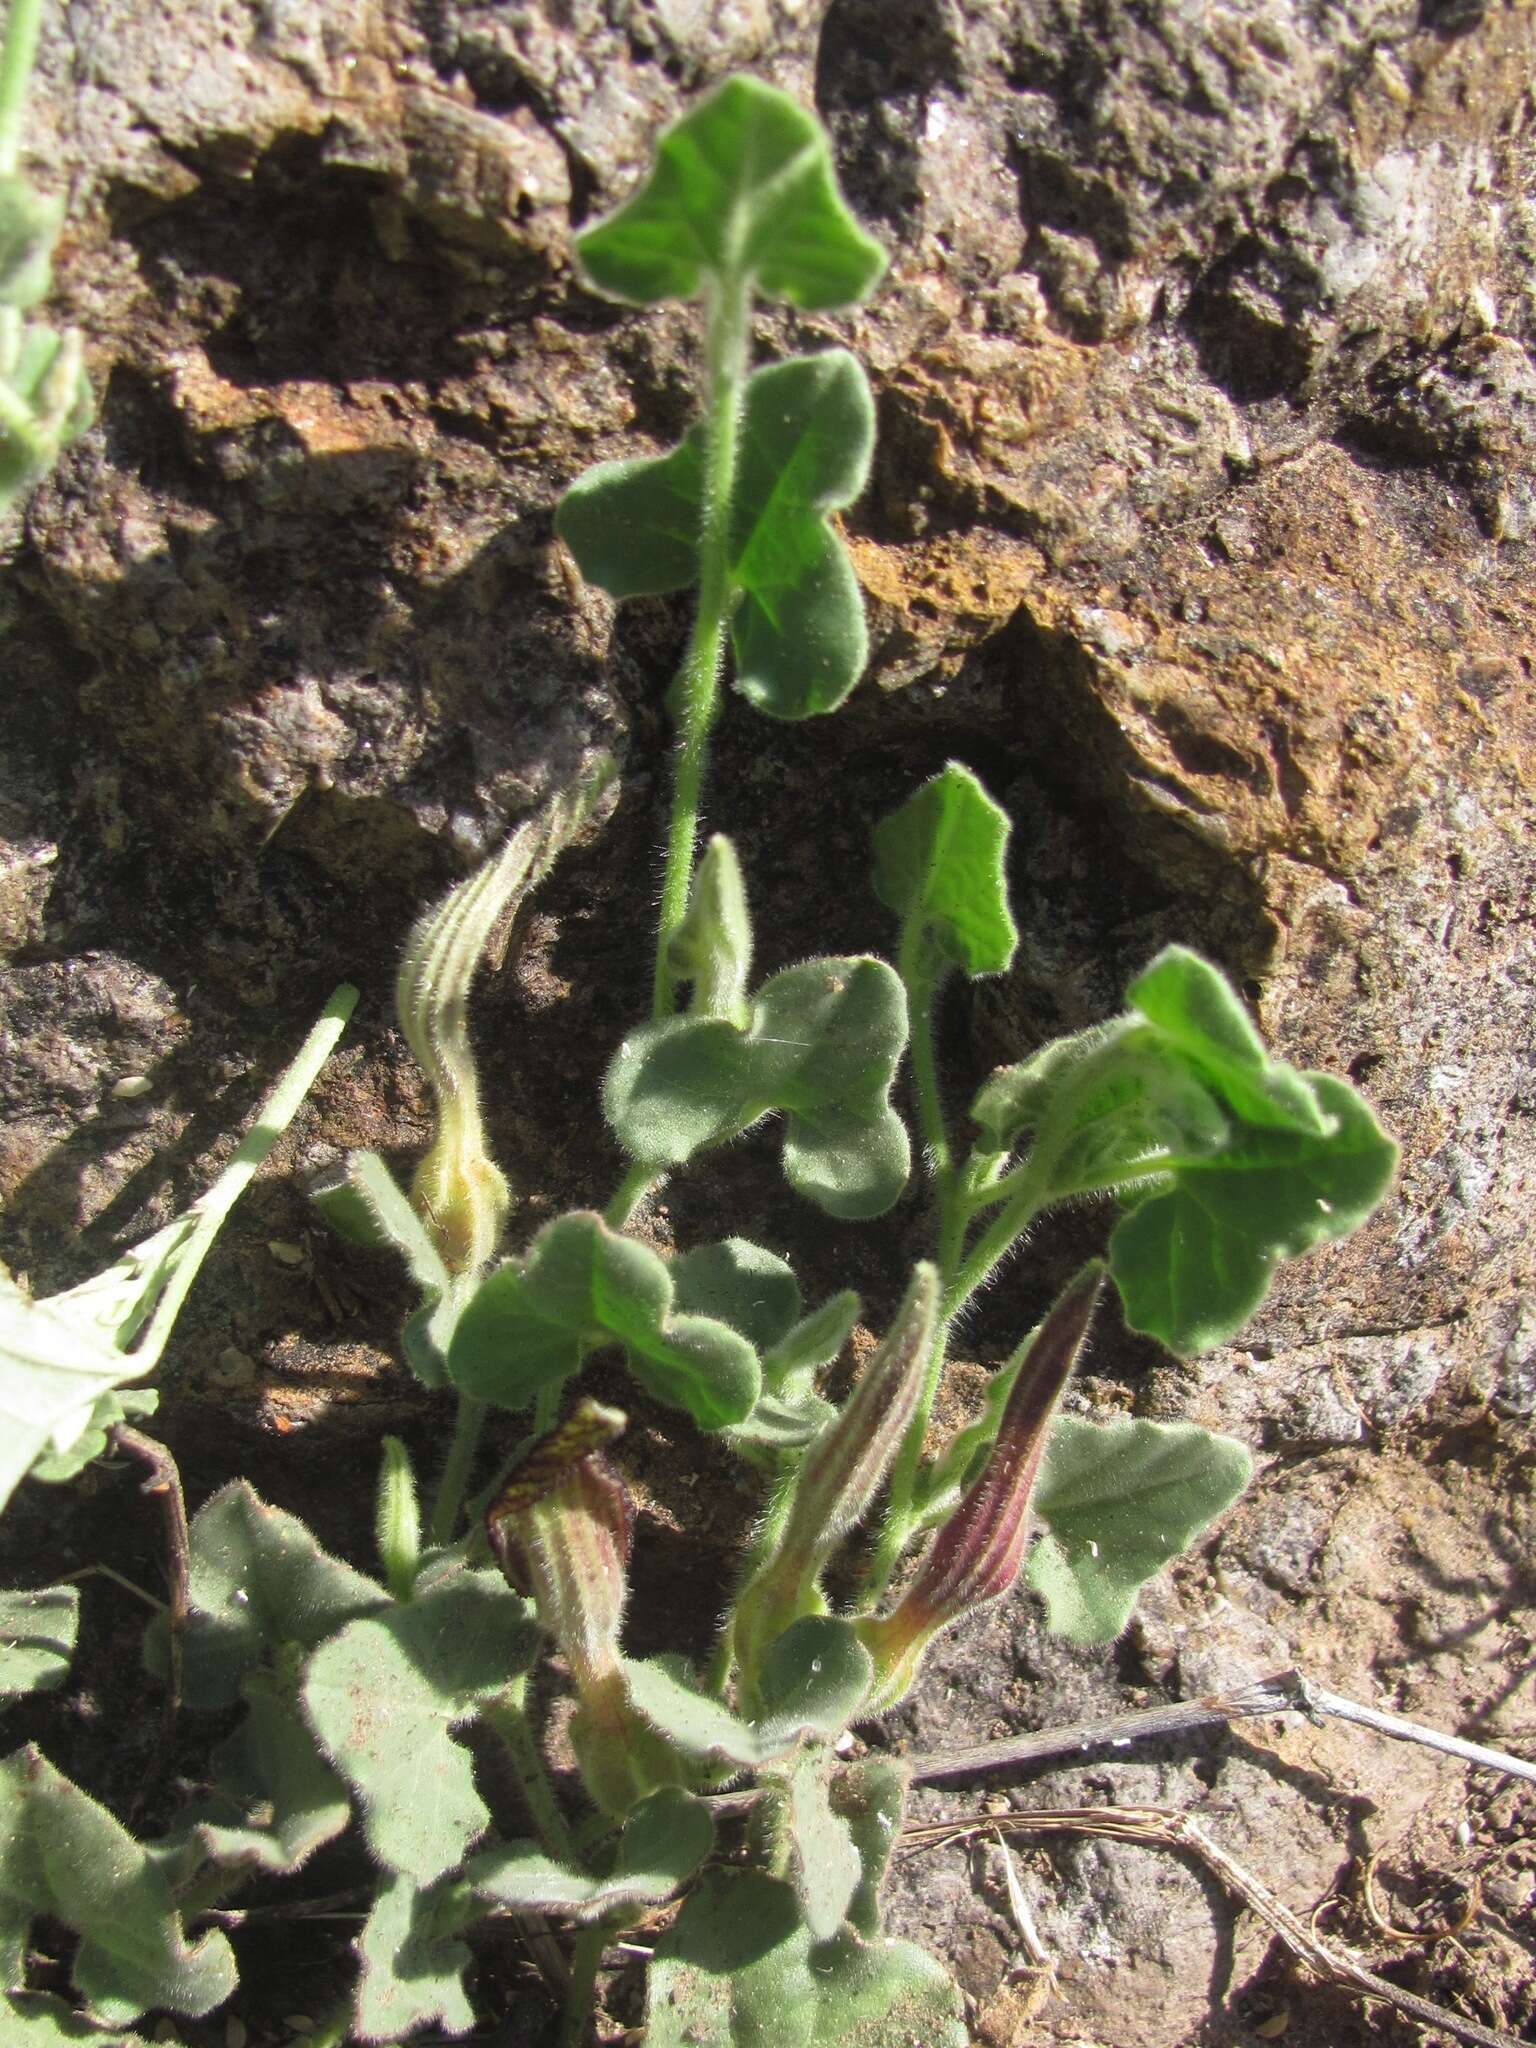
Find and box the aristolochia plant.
[0,75,1396,2048]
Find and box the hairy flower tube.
[486,1398,680,1815]
[858,1263,1104,1711]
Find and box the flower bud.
[859,1262,1103,1711]
[733,1263,938,1695]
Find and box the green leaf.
[671,1239,802,1355]
[353,1872,475,2043]
[1026,1415,1253,1643]
[444,1261,582,1412]
[828,1758,908,1939]
[575,76,885,310]
[622,1658,783,1769]
[970,1028,1102,1155]
[646,1870,817,2048]
[727,352,876,718]
[1,1992,114,2040]
[761,1289,861,1397]
[1127,947,1329,1134]
[309,1150,450,1295]
[451,1215,761,1426]
[1030,1022,1232,1199]
[156,1481,386,1710]
[1108,1072,1398,1353]
[873,763,1018,978]
[756,1616,872,1738]
[605,956,909,1220]
[646,1871,967,2047]
[171,1669,351,1879]
[558,352,877,719]
[722,1390,837,1462]
[0,1587,77,1700]
[302,1564,536,1885]
[0,1745,237,2025]
[467,1787,714,1920]
[786,1752,862,1940]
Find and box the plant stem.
[899,928,951,1181]
[604,1158,659,1229]
[559,1923,607,2048]
[429,1392,487,1546]
[0,0,42,179]
[941,1157,1049,1322]
[706,1460,797,1697]
[485,1675,577,1860]
[650,265,751,1018]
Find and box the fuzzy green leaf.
[1108,1072,1397,1353]
[1029,1022,1232,1199]
[786,1752,862,1940]
[671,1239,802,1355]
[723,1390,837,1461]
[2,1992,113,2040]
[451,1215,764,1426]
[1128,947,1329,1135]
[559,351,877,719]
[1026,1416,1253,1643]
[302,1566,536,1885]
[0,1587,77,1699]
[0,179,61,310]
[646,1871,967,2047]
[444,1262,583,1412]
[828,1758,908,1939]
[171,1670,351,1878]
[0,1745,237,2024]
[153,1481,386,1710]
[353,1873,475,2043]
[468,1788,714,1920]
[622,1658,782,1768]
[26,1386,159,1485]
[575,77,885,310]
[606,956,909,1219]
[757,1616,873,1737]
[873,763,1018,978]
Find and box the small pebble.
[152,2025,178,2045]
[267,1240,307,1267]
[285,2018,315,2036]
[1254,2014,1290,2039]
[225,2020,248,2048]
[984,1794,1011,1815]
[111,1075,154,1100]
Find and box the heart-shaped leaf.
[605,956,909,1219]
[575,76,885,310]
[0,1746,237,2025]
[762,1289,861,1396]
[558,351,876,718]
[453,1213,761,1427]
[873,763,1018,979]
[302,1566,536,1884]
[1026,1415,1252,1642]
[1108,1071,1397,1353]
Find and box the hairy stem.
[899,927,951,1182]
[559,1923,607,2048]
[429,1393,487,1546]
[604,1158,659,1230]
[0,0,42,179]
[485,1675,577,1861]
[942,1157,1050,1322]
[650,265,751,1017]
[706,1460,797,1697]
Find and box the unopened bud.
[859,1262,1103,1711]
[733,1264,938,1695]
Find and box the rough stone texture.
[2,2,1533,2043]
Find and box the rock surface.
[2,3,1532,2044]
